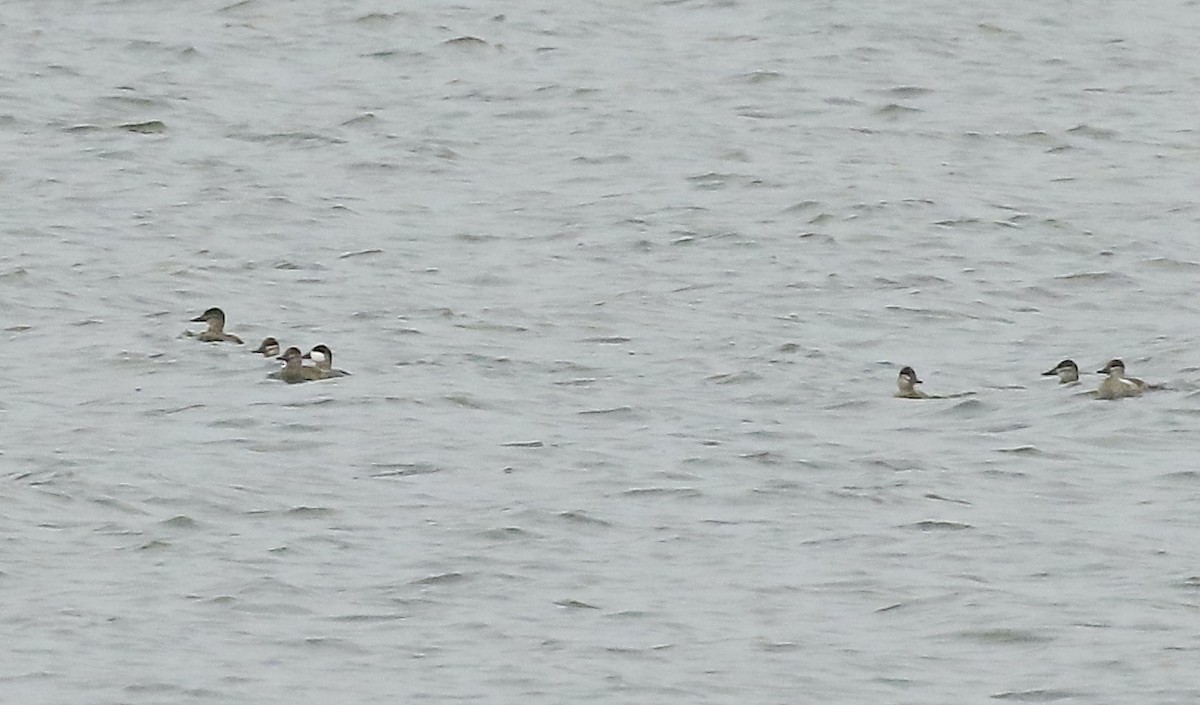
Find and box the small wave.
[1160,469,1199,483]
[996,445,1043,455]
[686,172,742,190]
[118,120,166,134]
[909,520,972,531]
[442,36,489,48]
[554,377,597,387]
[160,515,199,529]
[924,493,971,506]
[443,393,487,409]
[621,487,702,498]
[1145,257,1200,269]
[706,371,761,384]
[412,572,467,585]
[146,404,205,416]
[553,598,600,610]
[991,688,1081,701]
[231,131,346,145]
[578,406,635,416]
[884,85,932,98]
[284,506,335,517]
[1052,271,1135,285]
[960,628,1051,645]
[571,154,632,165]
[933,217,985,228]
[355,11,400,24]
[480,526,532,540]
[557,510,611,526]
[732,70,783,84]
[874,103,922,118]
[782,199,821,213]
[1066,123,1117,139]
[338,248,384,259]
[934,396,986,415]
[368,462,441,478]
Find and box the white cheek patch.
[310,351,328,364]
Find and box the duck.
[1041,359,1079,384]
[1095,358,1145,400]
[894,366,929,399]
[251,337,281,357]
[188,307,244,344]
[302,344,350,378]
[270,346,324,384]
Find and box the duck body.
[1095,359,1145,400]
[271,346,324,384]
[894,366,929,399]
[304,344,350,379]
[196,330,244,343]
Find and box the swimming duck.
[1095,358,1145,399]
[302,344,350,378]
[252,337,281,357]
[894,366,929,399]
[271,346,324,384]
[1042,359,1079,384]
[188,307,244,344]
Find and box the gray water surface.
[3,1,1199,703]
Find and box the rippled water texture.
[3,1,1199,703]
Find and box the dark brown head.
[253,337,281,356]
[190,307,226,324]
[277,346,304,362]
[1042,359,1078,380]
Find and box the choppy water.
[3,1,1200,703]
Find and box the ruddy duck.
[1042,359,1079,384]
[895,366,929,399]
[1095,358,1145,399]
[252,337,281,357]
[302,344,350,378]
[271,346,324,384]
[188,307,244,344]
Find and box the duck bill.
[190,315,207,322]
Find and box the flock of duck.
[184,306,1152,398]
[184,307,349,384]
[896,358,1154,400]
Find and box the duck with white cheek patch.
[303,344,350,379]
